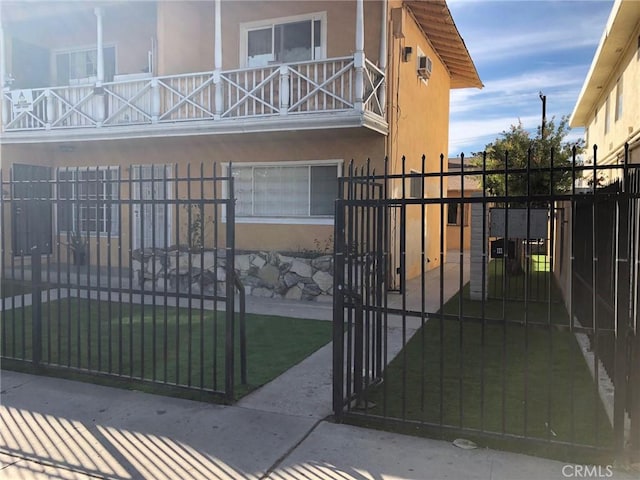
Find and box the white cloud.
[451,65,587,115]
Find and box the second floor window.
[55,46,116,85]
[243,13,325,67]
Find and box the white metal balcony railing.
[1,55,386,133]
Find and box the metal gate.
[333,149,640,461]
[1,162,243,402]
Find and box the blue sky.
[447,0,613,155]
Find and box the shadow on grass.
[1,298,332,402]
[362,259,614,463]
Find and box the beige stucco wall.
[3,2,156,84]
[582,21,640,167]
[385,2,452,277]
[157,0,382,75]
[1,129,385,265]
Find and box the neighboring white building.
[570,0,640,184]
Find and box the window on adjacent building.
[409,170,423,198]
[615,76,623,121]
[57,167,119,234]
[55,46,116,85]
[231,161,339,220]
[604,95,610,134]
[447,202,469,226]
[242,13,325,67]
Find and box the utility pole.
[539,92,546,139]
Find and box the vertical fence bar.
[333,187,346,420]
[439,153,445,428]
[613,144,630,456]
[187,163,193,387]
[420,154,426,423]
[481,151,488,431]
[524,148,531,437]
[199,163,205,389]
[174,163,180,385]
[213,163,219,391]
[224,167,235,402]
[31,245,42,366]
[1,169,6,358]
[592,146,601,445]
[400,156,407,421]
[151,165,158,382]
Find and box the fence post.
[614,143,630,459]
[333,196,346,420]
[224,171,235,402]
[31,244,42,366]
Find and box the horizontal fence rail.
[2,55,384,132]
[333,145,640,462]
[0,162,243,401]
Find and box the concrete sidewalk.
[3,370,636,480]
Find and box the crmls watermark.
[561,465,614,478]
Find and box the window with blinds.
[233,162,339,219]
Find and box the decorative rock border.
[132,248,334,302]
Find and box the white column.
[354,0,365,112]
[279,65,289,115]
[95,7,104,85]
[470,196,489,301]
[378,0,387,116]
[213,0,223,119]
[151,77,160,124]
[0,10,7,128]
[0,9,6,89]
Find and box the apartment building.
[0,0,481,274]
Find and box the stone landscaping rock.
[285,285,303,300]
[311,255,333,272]
[257,264,279,287]
[135,247,335,301]
[251,254,266,269]
[312,271,333,292]
[235,254,251,272]
[283,272,302,288]
[290,259,312,277]
[302,283,322,297]
[242,275,265,288]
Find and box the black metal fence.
[1,162,244,402]
[333,146,640,461]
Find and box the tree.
[473,116,584,201]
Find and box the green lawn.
[1,298,332,399]
[365,260,613,461]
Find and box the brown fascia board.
[405,0,482,89]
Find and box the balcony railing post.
[354,52,365,113]
[279,65,290,115]
[151,77,160,124]
[45,89,53,129]
[2,88,10,129]
[213,70,223,120]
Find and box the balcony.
[0,55,387,143]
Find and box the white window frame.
[53,43,117,85]
[222,159,342,225]
[239,12,327,68]
[604,94,611,134]
[56,166,120,237]
[615,76,623,122]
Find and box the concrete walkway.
[2,252,637,479]
[1,370,636,480]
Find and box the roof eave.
[570,0,640,127]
